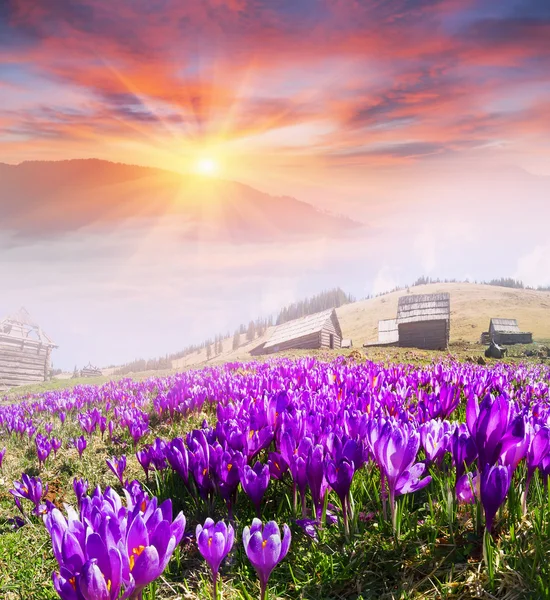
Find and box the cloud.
[413,229,437,275]
[371,266,399,296]
[0,0,549,169]
[515,244,550,288]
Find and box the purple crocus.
[326,457,355,534]
[71,435,87,458]
[136,447,152,480]
[125,497,186,597]
[0,447,6,470]
[10,473,47,515]
[35,433,52,468]
[51,437,63,456]
[373,421,432,529]
[241,462,270,517]
[196,518,235,598]
[243,519,291,600]
[106,455,127,484]
[480,463,512,532]
[73,477,89,510]
[44,486,185,600]
[524,426,550,510]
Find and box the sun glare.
[196,157,218,176]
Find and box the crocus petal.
[131,545,160,587]
[78,560,110,600]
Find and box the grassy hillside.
[171,282,550,369]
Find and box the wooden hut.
[80,363,103,377]
[378,319,399,344]
[257,309,342,355]
[0,308,57,391]
[341,339,353,349]
[396,293,450,350]
[486,318,532,345]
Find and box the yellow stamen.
[69,577,76,590]
[227,463,233,471]
[262,539,268,548]
[249,430,254,439]
[208,536,213,546]
[140,500,147,512]
[129,545,146,571]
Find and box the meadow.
[1,355,550,600]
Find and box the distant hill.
[0,159,362,242]
[168,282,550,369]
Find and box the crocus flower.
[0,447,5,470]
[125,497,186,596]
[106,455,127,484]
[72,435,87,458]
[243,519,291,600]
[44,486,185,600]
[10,473,47,515]
[241,462,270,517]
[480,463,512,532]
[35,433,52,468]
[326,457,355,533]
[295,518,319,541]
[51,437,63,456]
[136,447,152,479]
[524,426,550,509]
[373,422,432,529]
[196,518,235,599]
[455,472,479,504]
[73,478,89,509]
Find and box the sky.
[1,0,549,369]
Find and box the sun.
[195,157,218,176]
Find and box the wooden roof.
[263,309,342,350]
[378,319,399,343]
[489,318,520,333]
[0,307,57,347]
[396,293,450,324]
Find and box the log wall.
[320,318,342,349]
[398,320,449,350]
[264,332,322,354]
[0,335,49,391]
[493,332,533,345]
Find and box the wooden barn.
[484,318,533,345]
[256,309,343,355]
[378,319,399,345]
[396,293,450,350]
[0,308,57,392]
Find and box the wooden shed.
[80,363,103,377]
[487,318,532,345]
[0,308,57,392]
[396,293,450,350]
[257,309,343,355]
[378,319,399,344]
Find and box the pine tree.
[232,330,240,350]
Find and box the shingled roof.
[396,293,450,324]
[489,318,520,334]
[0,307,57,347]
[263,309,341,350]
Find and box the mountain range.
[0,159,362,242]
